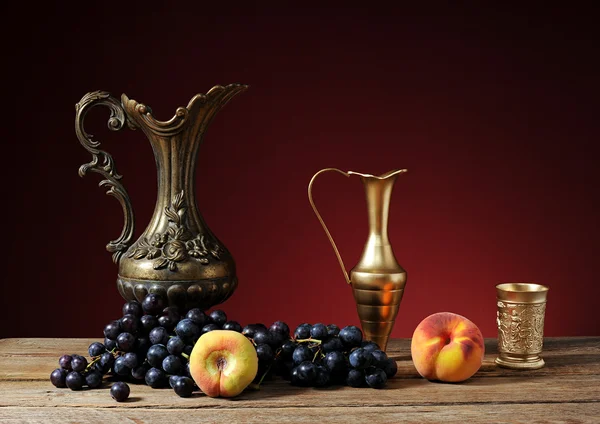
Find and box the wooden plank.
[1,338,599,382]
[1,374,598,409]
[1,404,599,424]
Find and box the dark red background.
[4,4,599,339]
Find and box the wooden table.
[0,337,598,423]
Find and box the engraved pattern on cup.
[496,301,546,354]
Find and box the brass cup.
[495,282,549,370]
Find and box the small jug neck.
[350,169,406,273]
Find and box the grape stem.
[181,352,190,360]
[256,362,272,388]
[295,338,322,345]
[85,355,102,372]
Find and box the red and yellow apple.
[189,330,258,397]
[411,312,484,382]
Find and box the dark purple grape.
[339,326,363,348]
[346,369,365,387]
[324,351,347,374]
[209,310,227,326]
[120,314,140,334]
[365,367,387,389]
[99,352,115,372]
[253,329,272,346]
[65,371,84,390]
[147,344,169,368]
[104,337,117,351]
[162,355,182,375]
[103,321,121,340]
[162,306,181,322]
[292,345,312,365]
[71,355,87,373]
[88,342,106,357]
[323,337,344,353]
[167,336,186,355]
[310,323,328,340]
[186,308,207,327]
[58,354,72,370]
[175,319,201,342]
[142,294,165,315]
[370,350,388,369]
[50,368,67,388]
[145,367,167,388]
[110,381,130,402]
[169,375,182,388]
[315,364,331,387]
[149,327,170,345]
[242,324,260,338]
[173,376,194,397]
[361,341,380,352]
[135,337,151,357]
[131,364,149,380]
[123,352,139,369]
[201,323,220,335]
[382,357,398,378]
[281,340,297,358]
[349,348,373,370]
[269,331,285,347]
[222,321,242,332]
[327,324,340,337]
[270,321,290,337]
[294,323,311,340]
[116,332,136,352]
[158,315,176,331]
[296,361,317,386]
[255,344,274,362]
[140,315,159,333]
[290,366,301,385]
[85,371,103,389]
[183,345,193,356]
[123,300,143,318]
[89,361,104,375]
[113,356,131,376]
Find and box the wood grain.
[1,404,599,424]
[0,337,598,423]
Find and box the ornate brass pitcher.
[75,84,247,309]
[309,169,408,351]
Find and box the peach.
[189,330,258,397]
[411,312,484,382]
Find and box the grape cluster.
[50,293,397,400]
[244,322,397,389]
[50,293,239,400]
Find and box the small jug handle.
[308,168,352,285]
[75,91,136,264]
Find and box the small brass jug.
[308,168,408,351]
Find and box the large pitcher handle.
[75,91,136,264]
[308,168,352,285]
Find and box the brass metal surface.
[75,84,247,309]
[309,168,408,351]
[495,282,549,370]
